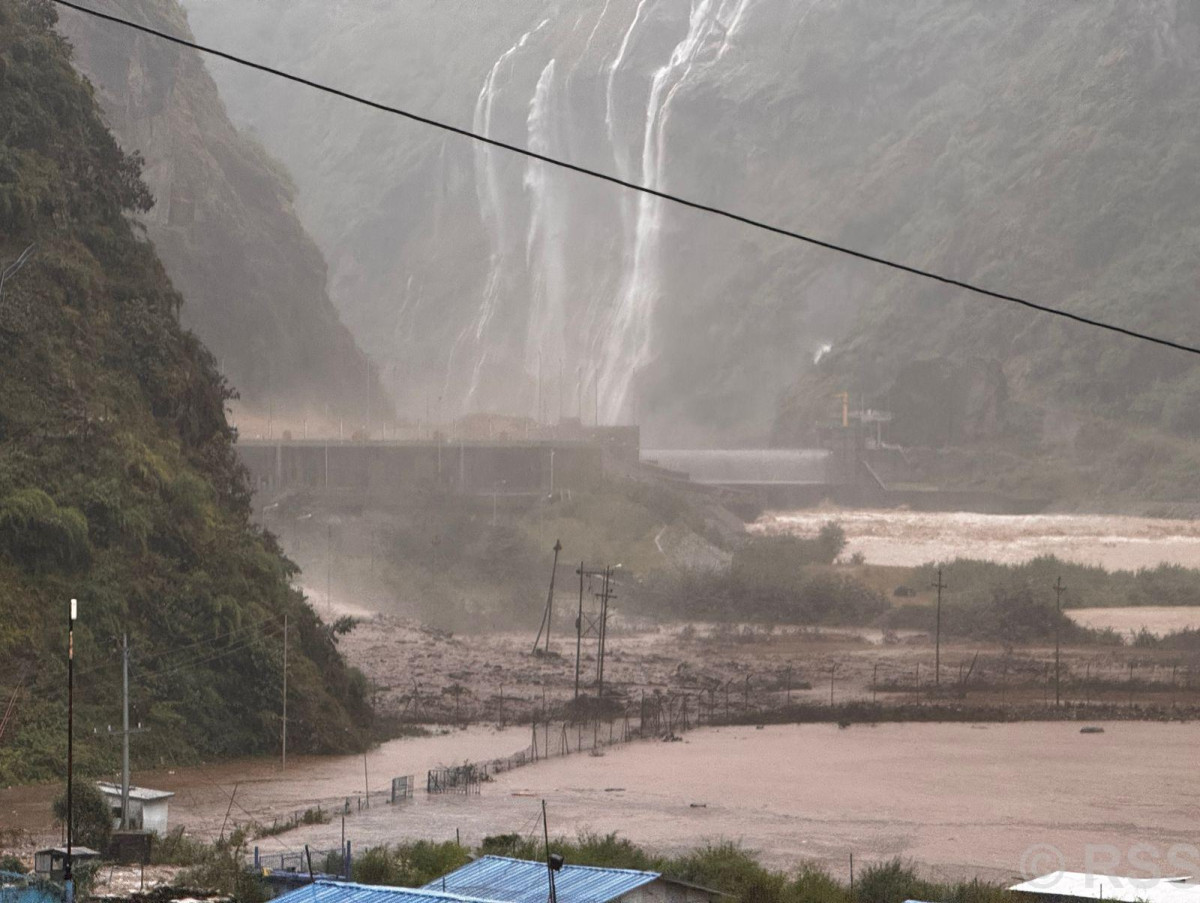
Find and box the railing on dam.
[641,448,832,485]
[236,438,606,499]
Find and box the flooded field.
[1067,606,1200,637]
[756,510,1200,570]
[64,721,1200,884]
[0,725,530,848]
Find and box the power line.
[74,611,282,680]
[50,0,1200,359]
[41,621,285,702]
[138,624,285,683]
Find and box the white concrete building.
[95,782,174,835]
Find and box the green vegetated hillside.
[55,0,389,426]
[0,0,370,784]
[771,3,1200,502]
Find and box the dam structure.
[237,437,608,506]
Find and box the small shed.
[423,856,723,903]
[95,782,174,835]
[32,847,100,882]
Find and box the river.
[756,509,1200,570]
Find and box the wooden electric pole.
[574,562,584,703]
[932,568,947,685]
[1054,577,1065,707]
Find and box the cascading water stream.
[523,59,570,408]
[452,19,549,409]
[597,0,759,424]
[453,0,762,424]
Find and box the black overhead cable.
[51,0,1200,358]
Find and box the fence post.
[254,847,259,870]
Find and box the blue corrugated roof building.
[271,858,720,903]
[422,855,720,903]
[0,872,61,903]
[271,879,505,903]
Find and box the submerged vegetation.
[0,0,370,783]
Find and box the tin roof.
[0,872,61,903]
[95,782,174,802]
[34,848,100,858]
[1011,873,1200,903]
[272,880,504,903]
[421,856,660,903]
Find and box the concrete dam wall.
[238,440,604,501]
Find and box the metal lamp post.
[66,598,77,903]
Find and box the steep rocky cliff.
[57,0,390,429]
[177,1,1200,466]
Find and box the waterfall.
[597,0,759,424]
[523,59,569,414]
[453,0,764,425]
[453,19,549,411]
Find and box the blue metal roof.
[0,873,60,903]
[272,880,506,903]
[421,856,660,903]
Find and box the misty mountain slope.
[0,0,369,782]
[56,0,389,427]
[178,1,1200,452]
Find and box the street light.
[66,597,77,903]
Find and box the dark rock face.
[887,358,1007,448]
[58,0,388,424]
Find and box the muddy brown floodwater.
[1067,606,1200,636]
[8,509,1200,879]
[126,722,1200,885]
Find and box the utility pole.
[101,637,148,829]
[532,540,563,655]
[66,599,77,903]
[932,568,947,686]
[597,567,612,699]
[1054,577,1065,707]
[574,562,584,703]
[281,614,289,769]
[542,800,558,903]
[121,634,130,829]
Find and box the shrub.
[51,782,111,853]
[0,488,90,572]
